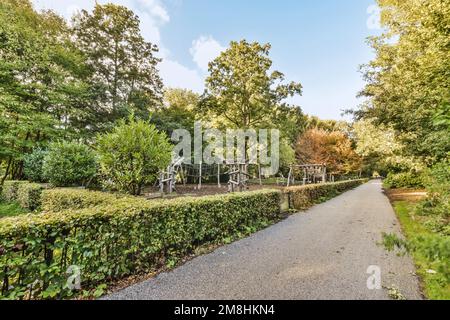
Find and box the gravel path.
[104,181,422,300]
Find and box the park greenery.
[0,0,448,300]
[356,0,449,299]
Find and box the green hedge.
[0,181,26,202]
[16,183,44,211]
[0,181,43,211]
[40,188,130,212]
[0,179,367,299]
[383,172,425,189]
[285,179,367,210]
[0,189,281,299]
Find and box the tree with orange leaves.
[295,128,361,175]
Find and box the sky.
[32,0,382,120]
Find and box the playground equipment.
[159,157,185,194]
[159,159,266,194]
[286,164,327,187]
[226,163,251,192]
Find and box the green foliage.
[415,160,450,234]
[358,0,450,162]
[72,3,163,124]
[0,201,27,219]
[42,141,97,187]
[383,172,425,189]
[0,181,43,211]
[0,189,281,299]
[23,148,48,182]
[16,182,43,211]
[202,40,303,130]
[0,180,26,202]
[97,117,172,195]
[383,201,450,300]
[151,88,200,137]
[40,188,130,212]
[285,179,367,210]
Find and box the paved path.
[105,181,422,300]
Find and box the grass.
[0,201,28,218]
[392,200,450,300]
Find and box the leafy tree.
[96,116,172,195]
[353,119,424,174]
[43,141,98,187]
[0,0,91,182]
[295,128,362,175]
[151,88,199,136]
[72,3,164,126]
[357,0,450,162]
[23,148,48,182]
[202,40,302,130]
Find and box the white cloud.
[159,59,204,93]
[190,36,226,73]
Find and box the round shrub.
[43,141,98,187]
[97,116,172,195]
[23,148,48,182]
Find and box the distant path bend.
[105,181,422,300]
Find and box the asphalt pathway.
[105,181,422,300]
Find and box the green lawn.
[0,201,28,218]
[393,201,450,300]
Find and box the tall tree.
[357,0,450,162]
[0,0,90,181]
[201,40,303,130]
[151,88,200,136]
[72,3,164,127]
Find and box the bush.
[0,181,26,202]
[40,188,131,212]
[42,141,98,187]
[16,183,43,211]
[23,148,48,182]
[383,172,425,189]
[97,116,172,195]
[0,189,281,299]
[285,179,367,210]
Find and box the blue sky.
[33,0,382,120]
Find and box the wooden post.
[198,162,202,190]
[287,166,292,187]
[217,164,221,188]
[258,164,262,186]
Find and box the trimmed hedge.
[0,179,367,299]
[0,189,281,299]
[0,181,26,202]
[1,181,44,211]
[285,179,367,210]
[16,183,44,211]
[40,188,131,212]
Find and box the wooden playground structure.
[158,158,329,195]
[286,164,327,187]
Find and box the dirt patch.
[384,188,427,203]
[142,183,286,199]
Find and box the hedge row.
[0,181,43,211]
[285,179,368,210]
[0,181,129,212]
[40,188,131,212]
[0,179,367,299]
[0,190,281,299]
